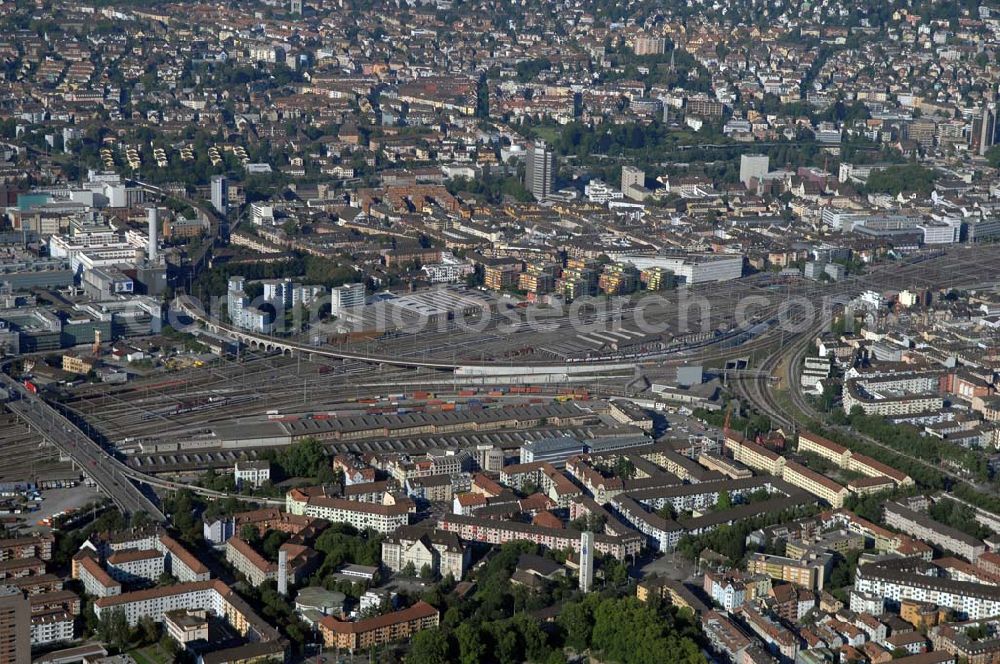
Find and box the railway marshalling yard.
[5,244,1000,510]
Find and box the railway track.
[177,245,1000,372]
[730,250,1000,485]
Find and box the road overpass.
[2,375,166,521]
[2,372,288,518]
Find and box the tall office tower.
[524,141,553,202]
[739,153,770,189]
[227,276,248,325]
[0,586,29,664]
[621,165,645,198]
[147,206,158,262]
[579,531,594,593]
[211,175,228,214]
[263,278,296,309]
[979,103,997,156]
[290,0,302,13]
[330,282,366,315]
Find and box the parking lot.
[22,483,103,530]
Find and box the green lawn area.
[531,126,562,144]
[129,644,171,664]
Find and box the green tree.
[558,598,594,651]
[863,163,937,196]
[241,524,261,546]
[986,145,1000,169]
[261,530,290,561]
[97,609,131,653]
[455,622,486,664]
[615,457,636,480]
[407,627,452,664]
[135,615,159,645]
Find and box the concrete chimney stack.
[147,207,158,263]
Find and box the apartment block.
[883,501,985,562]
[74,555,121,599]
[0,535,54,562]
[106,549,165,585]
[437,514,642,561]
[286,488,412,534]
[0,586,29,664]
[855,558,1000,621]
[781,461,850,509]
[725,433,785,476]
[318,601,439,652]
[747,551,833,591]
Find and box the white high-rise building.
[211,175,228,214]
[263,278,296,309]
[739,154,769,190]
[524,141,553,202]
[579,531,594,593]
[330,283,365,314]
[621,166,645,199]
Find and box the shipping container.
[366,406,396,415]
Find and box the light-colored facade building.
[76,556,122,598]
[234,460,271,489]
[106,549,165,585]
[381,527,468,579]
[31,610,74,646]
[286,488,412,534]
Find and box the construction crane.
[722,400,734,439]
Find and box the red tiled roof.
[94,579,229,609]
[319,600,437,635]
